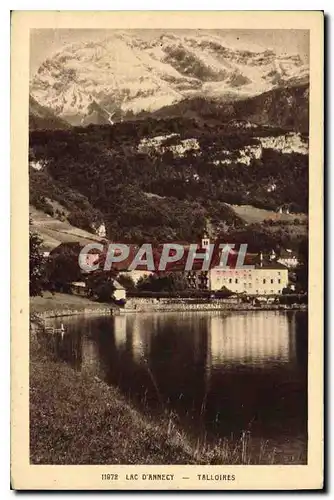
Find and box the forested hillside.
[29,112,308,247]
[148,84,309,133]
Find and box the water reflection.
[81,337,100,376]
[208,312,295,369]
[45,311,307,447]
[113,316,127,349]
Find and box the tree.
[46,243,83,292]
[295,237,308,293]
[137,272,189,293]
[217,285,234,298]
[164,272,189,292]
[136,274,160,292]
[29,231,45,296]
[86,270,116,302]
[116,274,136,291]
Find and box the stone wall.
[122,298,307,313]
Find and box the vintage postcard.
[11,11,323,490]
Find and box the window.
[271,279,274,284]
[229,278,232,284]
[256,290,259,293]
[263,279,266,284]
[278,272,281,276]
[249,283,252,288]
[278,279,281,284]
[235,279,238,284]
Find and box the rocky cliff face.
[29,95,71,130]
[257,133,308,155]
[136,131,307,167]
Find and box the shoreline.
[31,306,114,320]
[120,303,307,314]
[30,329,196,465]
[30,292,307,319]
[30,292,117,320]
[29,291,308,465]
[30,318,306,465]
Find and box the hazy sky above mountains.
[30,28,309,77]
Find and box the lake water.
[44,310,308,462]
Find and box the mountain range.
[30,31,309,129]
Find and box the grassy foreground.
[30,292,115,315]
[30,335,197,465]
[30,319,306,465]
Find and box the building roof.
[71,281,86,287]
[279,249,298,259]
[253,261,288,270]
[211,260,288,271]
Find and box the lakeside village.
[37,233,307,313]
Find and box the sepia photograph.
[11,11,323,490]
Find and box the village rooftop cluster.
[71,234,300,298]
[79,242,253,273]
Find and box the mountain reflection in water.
[45,310,307,455]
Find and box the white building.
[113,280,126,301]
[96,223,106,238]
[209,261,289,295]
[277,249,299,268]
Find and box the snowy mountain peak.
[30,31,309,126]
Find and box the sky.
[30,28,309,77]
